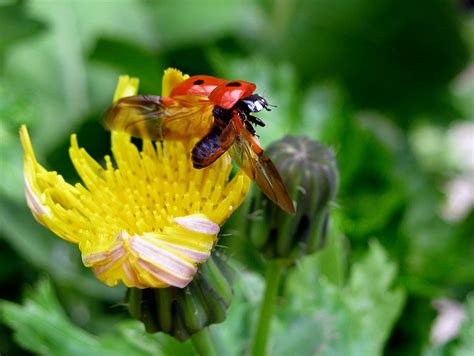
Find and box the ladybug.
[106,75,295,214]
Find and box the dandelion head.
[20,69,250,288]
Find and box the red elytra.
[171,76,257,110]
[170,75,226,97]
[208,80,256,110]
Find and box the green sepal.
[178,282,208,333]
[124,253,234,341]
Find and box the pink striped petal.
[173,214,220,234]
[82,231,201,288]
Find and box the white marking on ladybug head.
[241,94,269,113]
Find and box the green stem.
[190,328,218,356]
[252,260,285,356]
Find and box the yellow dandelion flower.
[20,69,250,289]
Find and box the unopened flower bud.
[248,136,339,261]
[126,253,234,341]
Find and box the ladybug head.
[240,94,271,113]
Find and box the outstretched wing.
[228,115,295,214]
[105,95,214,141]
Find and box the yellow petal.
[113,75,139,103]
[162,68,189,97]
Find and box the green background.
[1,0,473,355]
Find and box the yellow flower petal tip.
[113,75,139,103]
[162,68,190,97]
[20,69,250,289]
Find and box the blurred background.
[0,0,473,354]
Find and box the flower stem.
[252,260,285,356]
[190,328,218,356]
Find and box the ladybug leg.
[244,121,258,136]
[237,110,260,136]
[248,115,265,127]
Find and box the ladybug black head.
[240,94,271,113]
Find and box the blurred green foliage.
[1,0,472,354]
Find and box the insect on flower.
[105,75,295,214]
[20,72,251,289]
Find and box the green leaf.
[0,278,195,355]
[345,241,405,354]
[280,240,406,355]
[0,278,102,355]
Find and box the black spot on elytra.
[193,79,204,85]
[226,81,242,87]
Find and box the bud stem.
[190,327,218,356]
[251,260,285,356]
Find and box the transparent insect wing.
[105,95,214,141]
[228,115,295,214]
